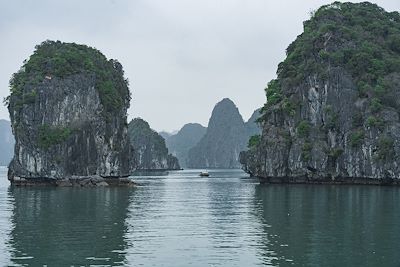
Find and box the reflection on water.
[253,184,400,267]
[205,175,274,266]
[0,168,399,266]
[132,170,170,176]
[123,169,264,266]
[8,187,133,266]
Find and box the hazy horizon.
[1,0,399,132]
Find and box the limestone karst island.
[0,1,399,266]
[240,2,400,185]
[7,41,134,186]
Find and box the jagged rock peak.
[187,98,249,168]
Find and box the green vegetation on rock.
[297,121,311,138]
[349,130,364,148]
[370,98,383,113]
[262,79,282,110]
[324,105,338,130]
[366,116,384,128]
[38,124,72,149]
[375,135,394,160]
[248,135,261,148]
[301,142,312,161]
[260,2,400,122]
[281,97,297,116]
[8,40,130,117]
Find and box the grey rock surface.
[187,98,258,168]
[242,71,400,181]
[128,118,180,170]
[7,42,133,183]
[164,123,206,167]
[245,109,262,137]
[240,3,400,183]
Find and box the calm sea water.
[0,167,399,266]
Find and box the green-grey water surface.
[0,167,399,266]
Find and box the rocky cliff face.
[245,109,262,137]
[164,123,207,167]
[0,120,14,166]
[241,3,400,183]
[187,98,250,169]
[128,118,180,170]
[7,40,133,185]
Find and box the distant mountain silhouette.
[163,123,207,168]
[187,98,260,168]
[0,120,14,166]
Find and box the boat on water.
[199,171,210,177]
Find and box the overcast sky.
[0,0,399,132]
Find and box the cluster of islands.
[3,1,400,186]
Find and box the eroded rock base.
[10,175,135,187]
[259,176,400,186]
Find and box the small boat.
[199,171,209,177]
